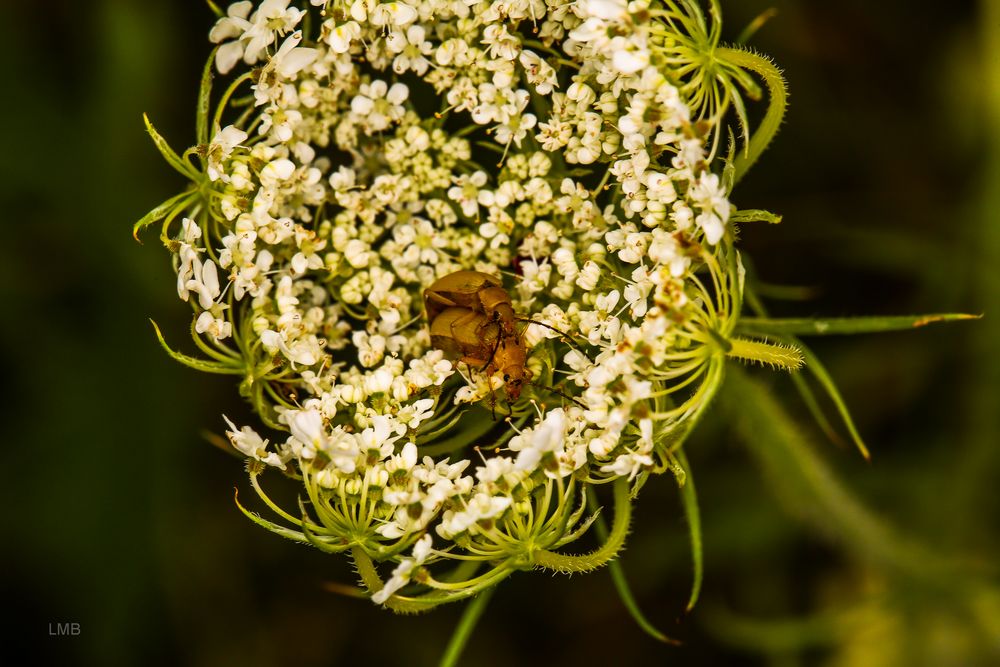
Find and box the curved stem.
[738,313,980,337]
[717,47,787,184]
[675,449,703,612]
[586,488,677,644]
[438,586,497,667]
[722,368,958,580]
[351,546,429,615]
[532,477,631,573]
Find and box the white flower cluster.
[157,0,745,604]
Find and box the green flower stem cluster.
[136,2,975,660]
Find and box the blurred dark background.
[2,1,997,665]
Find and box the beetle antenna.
[529,381,586,409]
[516,318,587,355]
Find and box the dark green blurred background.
[3,1,998,665]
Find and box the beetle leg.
[481,330,503,372]
[458,354,486,367]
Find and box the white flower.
[581,0,628,21]
[206,125,247,181]
[270,30,318,79]
[244,0,307,61]
[512,408,567,473]
[180,257,221,310]
[356,414,404,455]
[157,0,744,578]
[210,0,306,73]
[287,408,326,459]
[224,416,287,469]
[387,25,433,75]
[209,1,254,73]
[447,171,489,218]
[518,50,557,95]
[371,534,432,604]
[253,31,318,104]
[611,40,649,74]
[260,158,296,187]
[327,21,361,54]
[688,173,731,244]
[437,492,512,539]
[369,2,418,28]
[195,310,233,341]
[260,329,322,366]
[600,452,654,481]
[351,80,409,132]
[397,398,436,429]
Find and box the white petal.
[612,48,648,74]
[386,82,409,105]
[262,158,296,183]
[215,41,245,74]
[351,95,374,115]
[277,47,318,78]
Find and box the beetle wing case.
[429,307,499,361]
[424,271,504,325]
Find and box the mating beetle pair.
[423,270,532,401]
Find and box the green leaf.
[789,370,847,450]
[473,140,504,156]
[132,190,194,242]
[417,406,499,457]
[586,489,677,644]
[675,450,703,614]
[234,488,344,549]
[730,208,782,224]
[739,313,981,336]
[735,8,779,45]
[205,0,224,18]
[149,319,244,375]
[793,339,870,461]
[721,127,737,194]
[718,47,787,184]
[729,85,751,159]
[197,47,219,147]
[143,113,198,179]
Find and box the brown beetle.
[424,271,530,401]
[424,270,517,338]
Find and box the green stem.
[150,319,244,375]
[351,547,427,615]
[532,477,631,573]
[739,313,980,336]
[438,586,496,667]
[722,368,953,579]
[717,47,787,184]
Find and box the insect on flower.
[425,271,531,401]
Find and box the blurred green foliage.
[2,1,997,665]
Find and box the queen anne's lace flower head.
[141,0,794,610]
